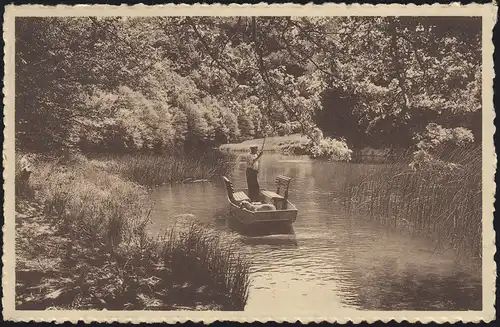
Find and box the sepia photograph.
[3,3,496,324]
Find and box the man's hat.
[249,145,258,149]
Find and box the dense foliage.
[16,16,481,156]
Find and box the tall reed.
[340,146,482,259]
[100,152,232,187]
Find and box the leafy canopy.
[15,16,481,154]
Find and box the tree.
[15,16,481,154]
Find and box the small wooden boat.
[222,175,298,225]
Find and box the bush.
[410,123,475,171]
[309,137,353,161]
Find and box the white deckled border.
[2,2,497,324]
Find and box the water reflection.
[240,234,298,247]
[149,153,482,311]
[227,217,296,236]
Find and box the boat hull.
[226,190,298,226]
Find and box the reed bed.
[99,152,232,187]
[340,146,482,259]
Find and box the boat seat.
[222,176,250,203]
[233,191,250,202]
[261,190,284,199]
[262,175,292,210]
[275,175,291,199]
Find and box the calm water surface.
[149,154,481,312]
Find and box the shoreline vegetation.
[339,146,482,261]
[220,134,353,162]
[91,151,232,187]
[220,134,310,154]
[15,152,250,310]
[220,134,398,163]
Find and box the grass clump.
[30,159,150,252]
[340,146,482,259]
[16,154,251,310]
[162,224,251,310]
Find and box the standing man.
[246,145,263,202]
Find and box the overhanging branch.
[185,17,241,85]
[251,17,317,143]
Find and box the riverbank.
[220,134,310,155]
[220,135,392,163]
[15,152,250,310]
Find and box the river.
[148,153,481,312]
